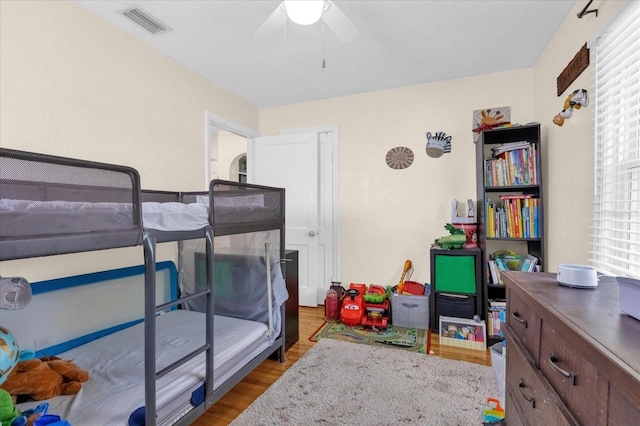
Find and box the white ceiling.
[75,0,578,109]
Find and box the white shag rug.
[231,338,498,425]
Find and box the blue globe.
[0,326,19,385]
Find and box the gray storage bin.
[391,293,430,330]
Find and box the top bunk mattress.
[16,309,272,426]
[0,148,285,260]
[0,199,210,234]
[0,198,277,233]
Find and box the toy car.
[340,288,364,326]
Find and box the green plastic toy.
[0,389,20,426]
[434,223,467,249]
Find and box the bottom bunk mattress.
[16,309,273,425]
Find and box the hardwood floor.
[192,306,492,425]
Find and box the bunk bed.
[0,148,288,425]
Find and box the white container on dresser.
[502,271,640,426]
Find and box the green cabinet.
[429,247,483,331]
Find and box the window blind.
[591,0,640,279]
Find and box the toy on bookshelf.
[487,252,539,285]
[491,250,521,269]
[451,199,478,248]
[433,224,467,250]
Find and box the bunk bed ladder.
[142,226,215,426]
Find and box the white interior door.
[249,133,319,306]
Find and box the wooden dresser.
[502,271,640,426]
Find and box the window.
[591,1,640,279]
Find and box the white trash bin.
[490,341,506,404]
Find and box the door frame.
[204,110,259,189]
[281,125,340,303]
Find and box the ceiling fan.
[255,0,360,43]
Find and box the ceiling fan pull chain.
[322,19,326,68]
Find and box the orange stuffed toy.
[0,356,89,402]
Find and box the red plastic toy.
[340,285,364,326]
[361,285,390,329]
[338,283,391,329]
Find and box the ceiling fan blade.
[254,2,286,38]
[322,0,360,43]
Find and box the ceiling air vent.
[120,6,172,35]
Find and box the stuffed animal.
[0,390,50,426]
[0,357,89,402]
[0,389,20,426]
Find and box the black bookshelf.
[475,123,545,344]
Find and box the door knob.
[308,231,316,237]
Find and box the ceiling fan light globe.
[285,0,324,25]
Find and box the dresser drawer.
[505,388,528,426]
[506,286,541,363]
[608,383,640,426]
[505,331,575,426]
[539,321,601,425]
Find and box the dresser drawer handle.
[512,311,528,328]
[518,380,535,408]
[549,353,577,385]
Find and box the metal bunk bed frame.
[141,182,287,425]
[0,148,287,426]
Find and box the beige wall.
[260,70,535,285]
[0,1,258,280]
[260,0,631,287]
[532,0,628,271]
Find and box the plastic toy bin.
[391,293,430,330]
[434,255,476,293]
[490,342,506,404]
[617,276,640,321]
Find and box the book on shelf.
[484,142,537,186]
[488,299,506,310]
[485,197,540,238]
[522,254,539,272]
[487,309,506,338]
[495,257,509,271]
[488,259,502,285]
[499,194,532,199]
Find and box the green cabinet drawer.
[434,255,476,293]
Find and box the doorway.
[204,111,258,187]
[205,112,340,307]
